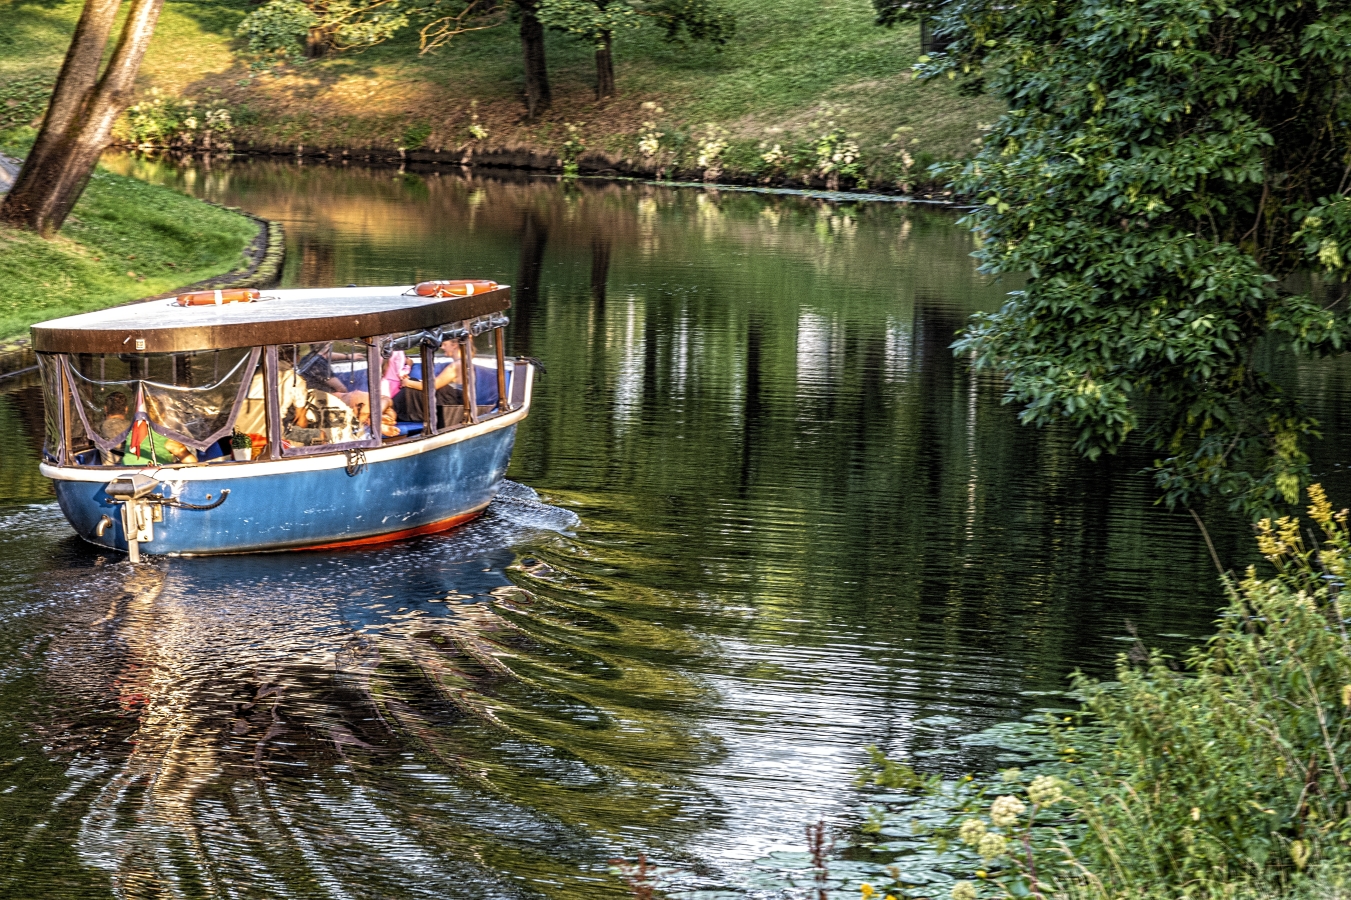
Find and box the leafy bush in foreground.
[931,485,1351,898]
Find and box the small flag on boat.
[129,387,150,460]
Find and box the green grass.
[0,147,257,340]
[3,0,999,186]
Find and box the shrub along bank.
[843,485,1351,900]
[0,140,258,341]
[1,0,998,193]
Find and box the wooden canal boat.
[31,282,535,559]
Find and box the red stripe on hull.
[296,507,486,551]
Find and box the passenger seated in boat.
[288,389,358,444]
[235,347,307,439]
[122,431,198,466]
[100,391,129,441]
[393,340,463,424]
[122,396,198,465]
[344,390,399,439]
[98,391,130,464]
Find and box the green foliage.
[920,0,1351,515]
[537,0,640,45]
[401,120,433,149]
[851,485,1351,898]
[5,0,996,181]
[854,745,940,791]
[121,92,234,150]
[871,0,943,27]
[559,121,586,176]
[537,0,733,46]
[236,0,318,57]
[236,0,408,59]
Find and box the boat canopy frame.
[32,286,518,468]
[31,286,511,355]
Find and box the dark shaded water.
[3,155,1351,897]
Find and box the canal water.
[4,155,1351,898]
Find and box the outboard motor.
[105,473,162,563]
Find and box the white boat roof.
[31,284,511,355]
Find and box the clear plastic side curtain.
[62,348,261,453]
[36,353,64,463]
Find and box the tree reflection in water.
[9,158,1351,896]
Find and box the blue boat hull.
[51,424,517,556]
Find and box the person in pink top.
[383,349,410,399]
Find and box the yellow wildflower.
[1310,483,1334,528]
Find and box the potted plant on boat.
[231,431,252,461]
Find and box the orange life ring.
[175,289,261,307]
[413,280,498,298]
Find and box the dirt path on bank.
[0,153,18,194]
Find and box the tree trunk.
[0,0,165,236]
[305,25,334,58]
[595,30,615,99]
[516,0,551,121]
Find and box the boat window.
[382,328,466,435]
[470,325,505,416]
[61,348,259,465]
[276,341,380,455]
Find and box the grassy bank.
[0,148,258,340]
[1,0,998,190]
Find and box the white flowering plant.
[695,124,728,180]
[813,125,863,190]
[121,91,235,150]
[559,122,586,177]
[466,100,488,143]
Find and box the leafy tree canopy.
[237,0,410,57]
[915,0,1351,516]
[535,0,732,47]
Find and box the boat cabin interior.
[32,285,523,468]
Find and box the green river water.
[0,155,1348,898]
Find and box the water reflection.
[4,156,1349,896]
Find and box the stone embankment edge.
[225,140,959,203]
[0,153,285,380]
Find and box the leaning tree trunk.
[594,29,615,99]
[0,0,164,236]
[516,0,551,121]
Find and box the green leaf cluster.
[920,0,1351,515]
[535,0,732,47]
[1056,486,1351,891]
[536,0,640,45]
[236,0,409,59]
[851,489,1351,897]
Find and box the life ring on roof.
[413,280,498,298]
[175,289,261,307]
